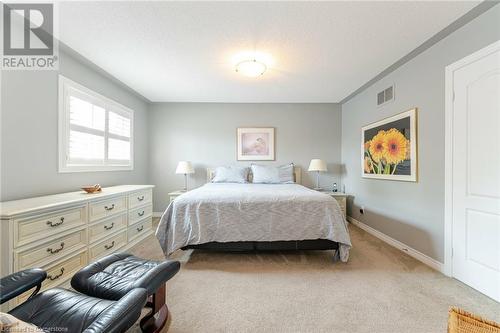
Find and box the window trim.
[58,75,134,173]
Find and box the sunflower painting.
[362,108,417,181]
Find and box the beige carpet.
[130,223,500,333]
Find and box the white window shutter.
[59,75,134,172]
[108,110,131,138]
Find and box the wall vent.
[377,85,394,106]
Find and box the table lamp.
[176,161,194,191]
[308,159,327,190]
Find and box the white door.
[450,41,500,302]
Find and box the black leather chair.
[71,253,181,333]
[0,268,147,333]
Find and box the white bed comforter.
[156,183,351,261]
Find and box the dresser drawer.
[128,218,152,242]
[128,204,152,225]
[128,189,152,209]
[17,251,87,304]
[45,251,87,287]
[14,205,87,247]
[15,228,87,270]
[89,196,127,222]
[89,213,127,244]
[89,231,127,262]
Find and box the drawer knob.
[104,204,115,211]
[46,217,64,227]
[104,241,115,250]
[104,222,114,230]
[47,242,65,254]
[137,196,145,201]
[47,267,65,281]
[138,211,145,217]
[136,225,144,232]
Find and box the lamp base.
[313,187,323,191]
[183,173,188,192]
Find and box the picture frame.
[237,127,275,161]
[361,108,417,182]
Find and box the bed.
[155,167,351,262]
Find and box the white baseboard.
[347,216,444,273]
[153,212,163,218]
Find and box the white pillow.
[251,164,294,184]
[212,166,249,183]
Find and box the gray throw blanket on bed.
[156,183,351,262]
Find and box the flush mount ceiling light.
[231,51,273,78]
[235,59,267,77]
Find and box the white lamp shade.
[308,159,327,172]
[176,161,194,174]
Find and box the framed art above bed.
[237,127,275,161]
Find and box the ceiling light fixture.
[235,59,267,77]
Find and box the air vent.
[377,85,394,106]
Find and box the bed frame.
[182,239,339,252]
[183,166,339,253]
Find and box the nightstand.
[319,191,347,218]
[168,190,186,203]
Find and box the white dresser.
[0,185,154,310]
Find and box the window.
[58,75,133,172]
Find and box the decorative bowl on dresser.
[81,184,102,194]
[0,185,154,311]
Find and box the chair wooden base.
[140,284,169,333]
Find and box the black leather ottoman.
[71,253,180,333]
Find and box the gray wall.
[149,103,342,211]
[0,49,150,201]
[341,5,500,262]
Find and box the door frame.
[444,40,500,277]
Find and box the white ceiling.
[59,1,480,103]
